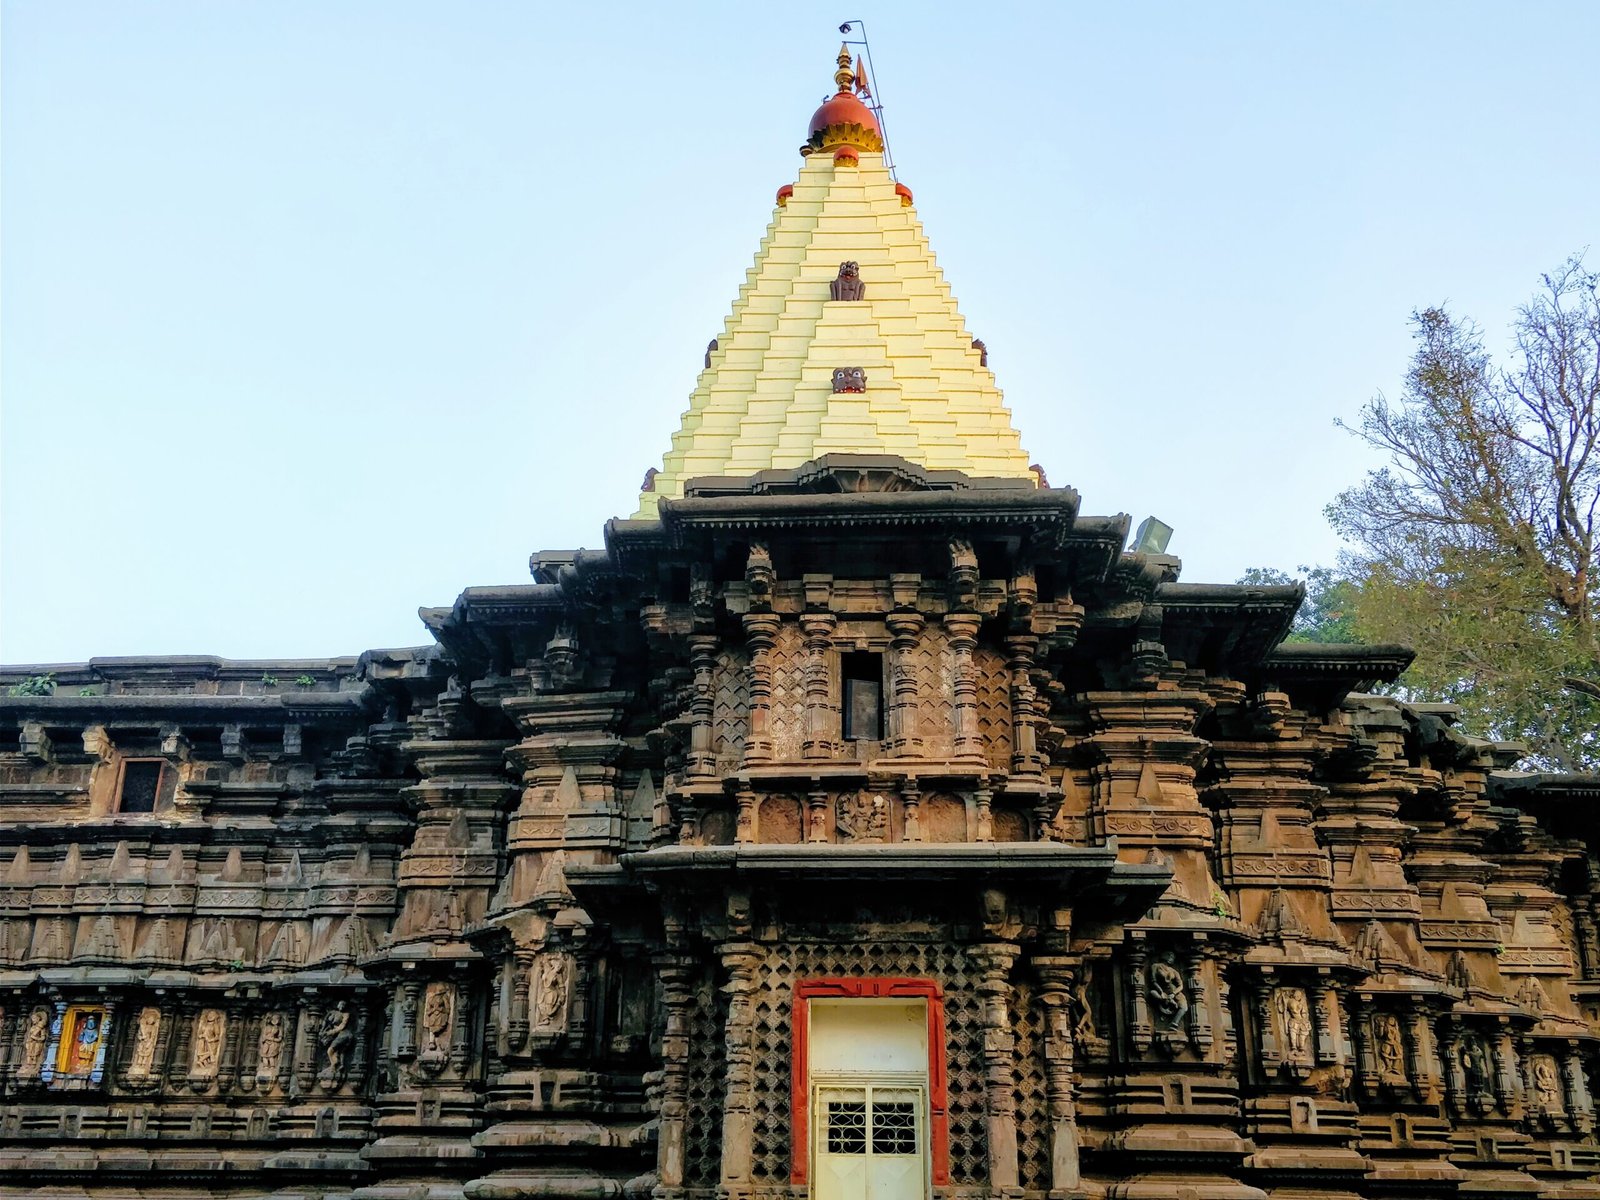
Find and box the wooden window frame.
[790,977,949,1186]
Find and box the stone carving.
[20,1007,49,1075]
[64,1009,105,1073]
[1148,951,1189,1033]
[191,1009,226,1078]
[829,260,864,300]
[255,1012,285,1084]
[318,1001,355,1086]
[1534,1054,1563,1112]
[703,338,717,369]
[1376,1014,1406,1083]
[831,366,866,393]
[972,336,987,366]
[534,953,571,1032]
[420,981,454,1065]
[128,1006,161,1079]
[836,792,889,842]
[1275,987,1311,1061]
[1460,1036,1491,1108]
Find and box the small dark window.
[841,652,884,741]
[118,761,164,814]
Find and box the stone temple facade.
[5,46,1600,1200]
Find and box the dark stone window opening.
[841,652,884,742]
[117,760,164,814]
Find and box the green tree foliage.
[1328,254,1600,769]
[1237,566,1361,644]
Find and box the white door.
[813,1082,927,1200]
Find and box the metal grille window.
[871,1092,918,1154]
[826,1092,868,1154]
[118,760,163,814]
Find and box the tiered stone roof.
[636,49,1034,516]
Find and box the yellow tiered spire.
[634,51,1034,517]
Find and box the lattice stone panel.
[974,647,1013,770]
[712,647,750,769]
[747,940,989,1186]
[768,623,808,762]
[1011,981,1050,1191]
[911,629,955,756]
[684,966,727,1189]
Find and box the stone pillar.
[741,613,780,764]
[1127,940,1152,1056]
[886,607,925,755]
[800,611,837,759]
[974,942,1020,1189]
[656,957,696,1193]
[687,634,719,778]
[944,612,984,760]
[507,954,531,1053]
[1034,955,1081,1192]
[1005,634,1044,776]
[295,998,323,1096]
[1565,1044,1594,1132]
[718,943,762,1195]
[216,1003,243,1092]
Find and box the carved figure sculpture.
[128,1006,161,1079]
[256,1012,284,1084]
[1148,952,1188,1031]
[829,261,865,300]
[20,1008,49,1075]
[1534,1054,1563,1112]
[421,981,453,1058]
[831,366,867,393]
[534,953,571,1031]
[1460,1036,1491,1110]
[318,1001,355,1086]
[1377,1015,1406,1082]
[837,793,889,842]
[68,1012,102,1073]
[191,1008,225,1078]
[1276,987,1311,1060]
[1072,975,1097,1041]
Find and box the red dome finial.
[801,44,883,161]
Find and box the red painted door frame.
[790,977,950,1186]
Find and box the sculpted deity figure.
[318,1001,355,1085]
[1276,988,1312,1060]
[255,1012,285,1084]
[191,1008,226,1078]
[67,1011,103,1073]
[1534,1055,1563,1112]
[421,982,454,1058]
[1377,1015,1406,1082]
[534,953,571,1032]
[128,1007,161,1079]
[1148,952,1188,1032]
[837,793,889,843]
[20,1008,49,1074]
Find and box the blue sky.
[3,1,1596,662]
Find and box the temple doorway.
[808,999,930,1200]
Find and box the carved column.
[800,610,837,759]
[397,982,420,1061]
[806,783,830,844]
[944,612,984,760]
[741,613,780,764]
[687,634,719,778]
[735,787,757,844]
[1565,1044,1595,1132]
[656,956,696,1194]
[295,998,323,1096]
[886,608,925,755]
[1185,945,1213,1056]
[974,943,1021,1189]
[166,1001,197,1088]
[1127,941,1152,1055]
[1034,954,1081,1192]
[718,943,762,1195]
[507,954,532,1052]
[902,781,923,843]
[1005,634,1044,775]
[216,1003,243,1092]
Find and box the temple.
[3,44,1600,1200]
